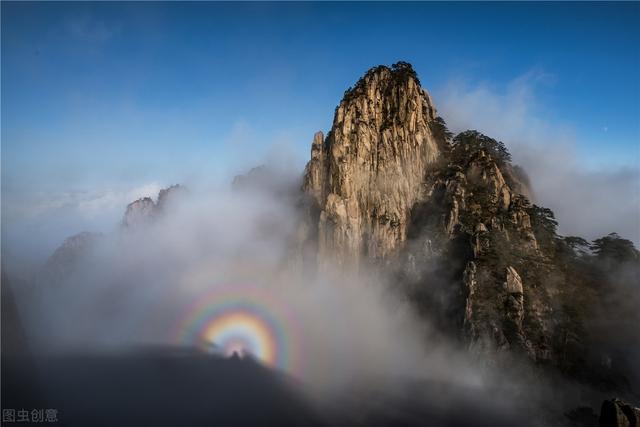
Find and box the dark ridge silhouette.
[6,348,325,427]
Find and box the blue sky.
[2,2,640,261]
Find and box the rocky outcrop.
[600,399,640,427]
[122,197,156,227]
[302,62,443,270]
[403,129,550,360]
[122,185,185,227]
[428,140,537,251]
[462,261,477,337]
[502,266,526,351]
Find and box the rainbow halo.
[172,285,298,374]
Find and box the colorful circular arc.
[171,285,300,375]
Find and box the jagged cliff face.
[437,151,548,359]
[302,63,443,269]
[387,127,560,363]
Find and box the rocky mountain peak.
[122,197,156,227]
[122,185,185,227]
[299,63,591,369]
[302,62,444,269]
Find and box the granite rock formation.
[300,63,547,358]
[122,184,185,227]
[302,62,444,270]
[301,62,640,387]
[600,399,640,427]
